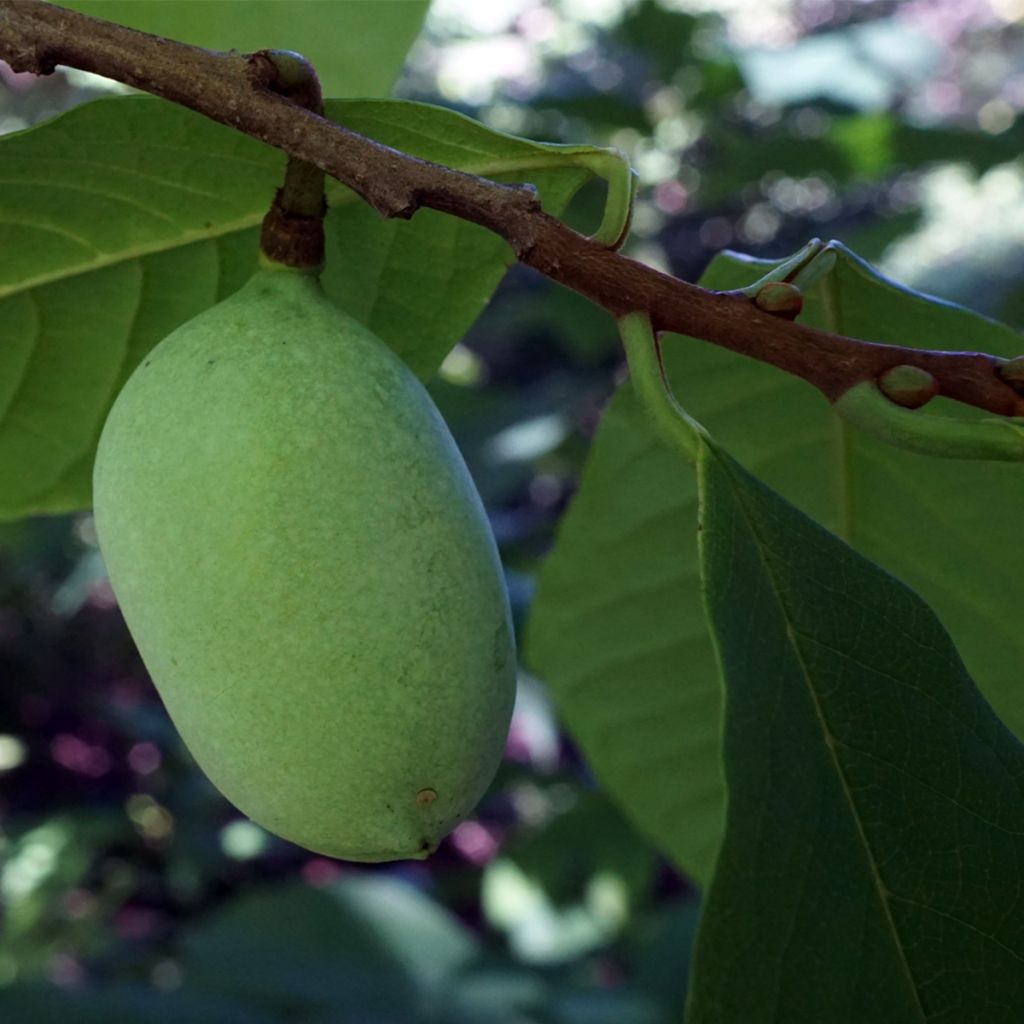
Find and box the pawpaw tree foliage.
[2,2,1024,1023]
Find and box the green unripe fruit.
[93,264,517,861]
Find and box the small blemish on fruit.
[415,788,436,808]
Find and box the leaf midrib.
[0,153,587,305]
[0,214,262,302]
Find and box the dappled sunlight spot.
[425,0,630,108]
[1,823,69,902]
[0,115,28,136]
[881,161,1024,294]
[127,741,161,776]
[220,819,269,860]
[125,793,173,842]
[73,513,98,547]
[587,870,630,930]
[652,111,702,155]
[519,5,560,44]
[485,413,567,464]
[507,673,561,771]
[654,179,689,216]
[765,174,835,216]
[978,98,1015,134]
[452,820,500,864]
[560,0,630,27]
[665,0,795,47]
[738,202,782,245]
[992,0,1024,20]
[302,857,344,887]
[0,734,27,772]
[507,781,551,828]
[429,0,532,36]
[629,199,663,236]
[632,144,679,186]
[50,733,111,778]
[482,858,630,963]
[52,549,108,617]
[437,37,539,106]
[741,14,941,108]
[439,342,484,386]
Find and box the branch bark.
[1,0,1021,416]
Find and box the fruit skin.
[93,264,516,861]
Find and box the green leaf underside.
[687,438,1024,1023]
[62,0,430,100]
[529,244,1024,887]
[672,248,1024,738]
[0,97,600,518]
[527,385,725,886]
[1,877,480,1021]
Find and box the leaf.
[62,0,429,99]
[504,791,656,910]
[0,96,603,519]
[182,877,477,1015]
[670,246,1024,739]
[686,437,1024,1023]
[527,384,724,886]
[0,985,279,1024]
[529,243,1024,887]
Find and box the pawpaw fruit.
[93,264,516,861]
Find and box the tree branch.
[1,0,1022,416]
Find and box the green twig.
[619,311,704,463]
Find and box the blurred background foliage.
[3,0,1024,1020]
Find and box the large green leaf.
[0,96,607,519]
[0,985,279,1024]
[0,878,477,1022]
[687,438,1024,1023]
[529,245,1024,887]
[62,0,429,99]
[182,878,476,1014]
[527,385,723,886]
[671,246,1024,737]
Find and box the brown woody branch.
[1,0,1022,416]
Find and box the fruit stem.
[250,49,326,271]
